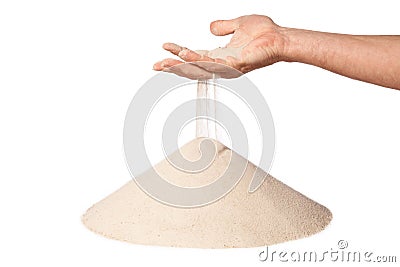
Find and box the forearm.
[281,28,400,90]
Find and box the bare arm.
[154,15,400,90]
[282,29,400,89]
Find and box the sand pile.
[82,138,332,248]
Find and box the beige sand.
[196,46,243,59]
[82,138,332,248]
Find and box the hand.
[153,15,287,78]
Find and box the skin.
[153,14,400,90]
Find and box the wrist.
[278,27,316,63]
[278,27,299,62]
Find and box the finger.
[167,63,214,80]
[153,58,183,71]
[178,49,215,62]
[153,60,164,71]
[210,18,239,36]
[154,58,214,79]
[191,61,242,79]
[178,49,241,76]
[160,58,184,69]
[162,42,185,56]
[191,59,228,72]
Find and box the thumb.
[210,18,239,36]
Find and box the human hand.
[153,15,288,78]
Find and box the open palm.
[153,15,287,78]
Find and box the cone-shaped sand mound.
[82,138,332,248]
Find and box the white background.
[0,0,399,266]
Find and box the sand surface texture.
[82,138,332,248]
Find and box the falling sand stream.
[82,48,332,248]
